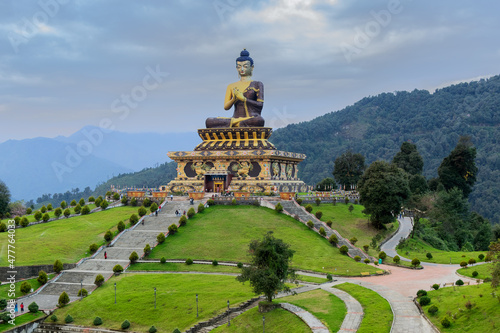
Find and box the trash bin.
[378,258,382,264]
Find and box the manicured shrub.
[326,273,333,281]
[393,255,401,264]
[432,284,440,290]
[275,202,283,213]
[328,234,338,245]
[60,201,67,209]
[455,279,464,286]
[212,259,218,266]
[344,197,349,205]
[64,315,73,323]
[59,292,70,307]
[348,204,354,214]
[332,198,337,206]
[472,271,478,277]
[121,196,128,205]
[81,205,91,215]
[411,258,421,268]
[37,270,48,285]
[138,206,147,217]
[150,202,159,213]
[149,326,157,333]
[113,193,120,201]
[117,221,125,232]
[478,253,485,261]
[349,237,358,245]
[426,253,433,259]
[160,257,166,264]
[28,302,39,313]
[70,199,77,207]
[237,262,243,269]
[47,203,53,211]
[129,251,139,263]
[0,222,6,232]
[296,198,303,204]
[104,230,113,242]
[88,196,95,202]
[129,214,139,225]
[100,200,109,210]
[419,296,431,306]
[315,197,321,206]
[179,215,187,226]
[14,216,21,226]
[306,220,314,228]
[63,208,71,218]
[198,203,205,213]
[40,205,47,213]
[113,265,124,274]
[326,220,332,227]
[144,244,151,256]
[378,251,387,261]
[157,233,165,244]
[21,217,29,227]
[42,213,50,222]
[315,211,323,219]
[168,224,178,234]
[93,317,103,326]
[468,258,476,266]
[354,255,361,262]
[339,245,348,255]
[88,243,98,254]
[74,204,81,214]
[143,198,152,207]
[173,329,181,333]
[77,289,88,297]
[34,211,42,221]
[26,207,33,214]
[54,207,62,218]
[428,305,438,315]
[207,199,215,206]
[121,320,131,330]
[364,258,370,264]
[460,261,468,268]
[54,259,63,273]
[305,204,313,213]
[94,274,104,287]
[130,198,137,206]
[20,281,32,295]
[50,314,57,322]
[485,254,493,262]
[363,245,369,252]
[417,290,427,297]
[441,316,451,328]
[231,198,237,205]
[95,197,103,207]
[319,227,326,236]
[186,258,193,265]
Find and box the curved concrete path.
[380,216,413,260]
[280,303,329,333]
[322,286,363,332]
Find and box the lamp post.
[196,294,199,318]
[114,282,117,304]
[154,287,157,309]
[263,315,265,333]
[227,300,230,326]
[80,280,83,300]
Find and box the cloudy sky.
[1,0,499,143]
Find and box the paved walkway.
[281,302,329,333]
[380,216,413,260]
[322,286,363,332]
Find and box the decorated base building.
[167,50,307,194]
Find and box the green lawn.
[212,306,310,333]
[334,283,393,333]
[0,274,55,299]
[421,282,500,332]
[396,237,488,265]
[1,205,97,225]
[51,273,256,332]
[0,206,138,266]
[457,263,494,280]
[150,205,378,275]
[296,275,329,284]
[305,203,398,250]
[127,262,241,274]
[277,289,346,332]
[0,311,45,333]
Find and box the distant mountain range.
[0,127,199,201]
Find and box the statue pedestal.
[167,127,307,194]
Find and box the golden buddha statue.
[206,49,265,128]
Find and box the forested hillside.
[270,75,500,225]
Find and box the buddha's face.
[236,60,253,77]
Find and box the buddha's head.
[236,49,254,77]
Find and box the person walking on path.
[171,195,173,201]
[104,252,107,259]
[14,303,18,313]
[20,303,24,313]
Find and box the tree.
[100,200,109,210]
[34,211,42,221]
[333,150,365,190]
[81,205,91,215]
[236,232,296,302]
[316,177,337,191]
[409,174,429,195]
[358,161,410,229]
[392,142,424,175]
[60,200,67,209]
[63,208,71,218]
[54,260,63,273]
[54,207,62,218]
[70,199,77,207]
[150,202,158,213]
[0,180,11,218]
[138,206,147,217]
[438,136,478,198]
[58,291,70,307]
[20,281,31,295]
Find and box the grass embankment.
[0,311,45,333]
[457,263,494,280]
[212,307,310,333]
[421,282,500,332]
[150,205,378,275]
[51,274,255,332]
[277,289,346,332]
[0,205,98,224]
[0,206,138,267]
[305,203,398,250]
[296,275,329,284]
[0,274,55,299]
[334,283,393,333]
[396,237,488,265]
[128,262,241,274]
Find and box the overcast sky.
[1,0,499,143]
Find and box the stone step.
[56,271,107,285]
[77,259,124,272]
[38,282,95,296]
[94,247,142,260]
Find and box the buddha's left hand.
[233,88,246,102]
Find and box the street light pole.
[114,282,117,304]
[80,280,83,300]
[154,287,157,309]
[263,315,265,333]
[227,300,230,326]
[196,294,199,318]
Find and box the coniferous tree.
[333,150,365,190]
[392,142,424,175]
